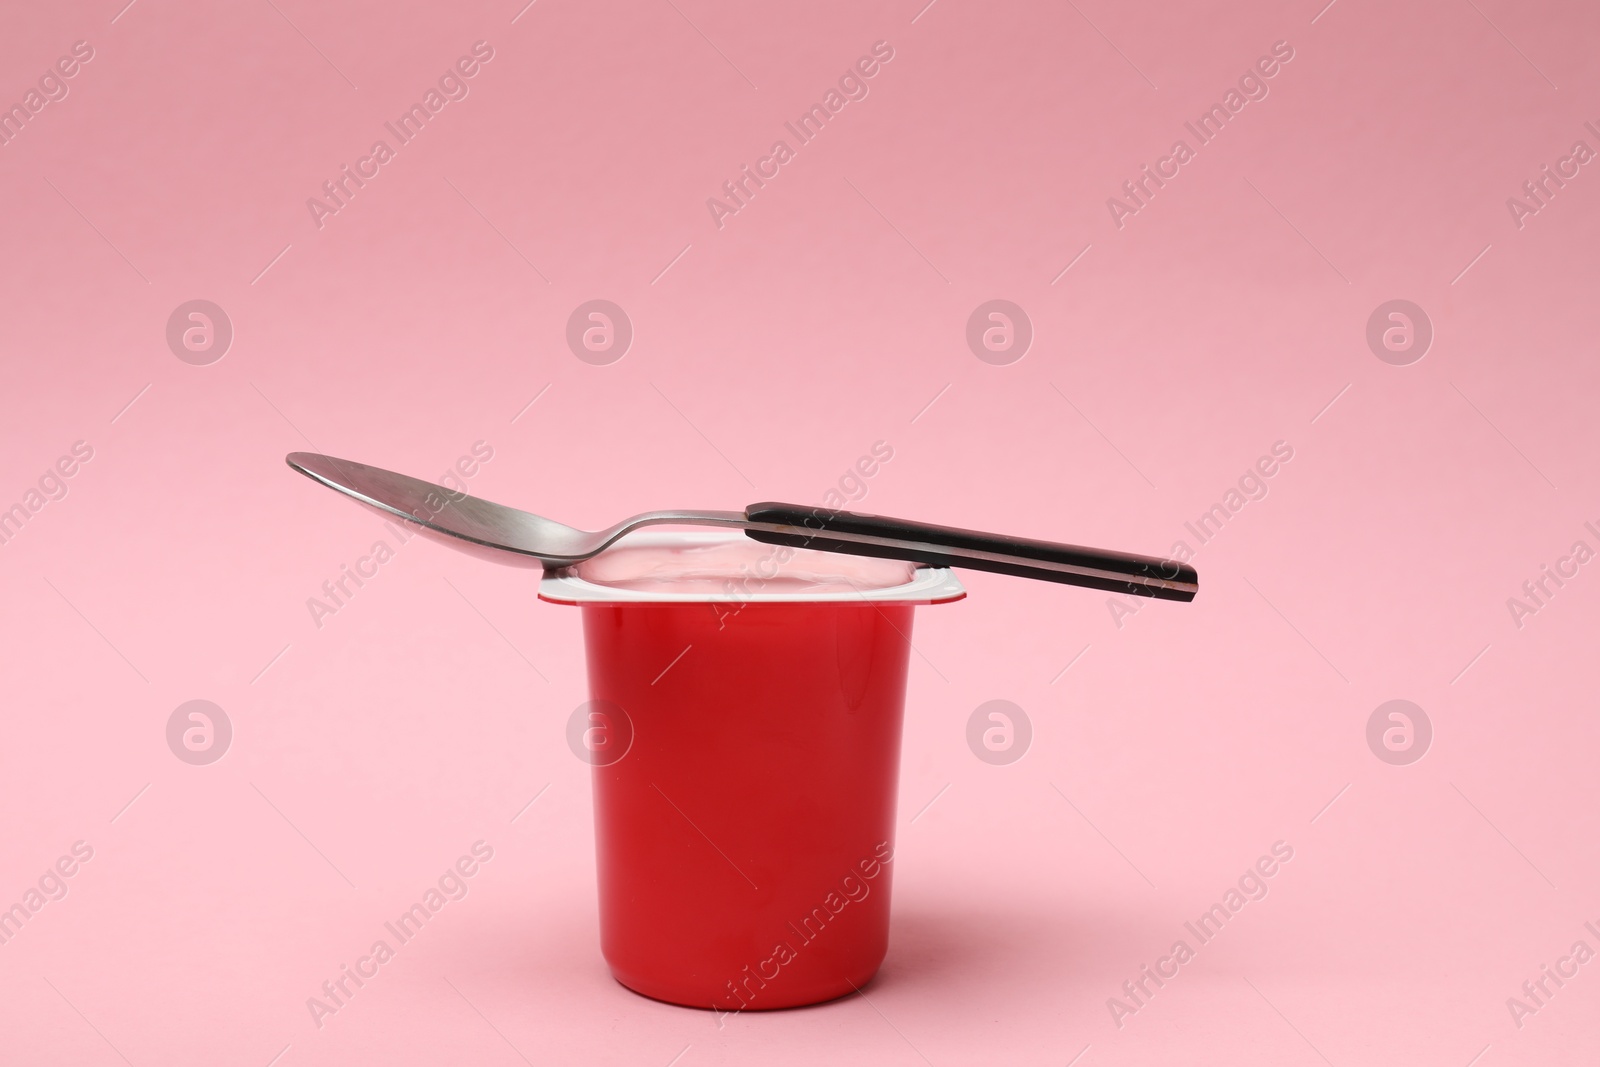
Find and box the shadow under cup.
[540,531,965,1011]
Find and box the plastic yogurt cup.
[540,530,964,1010]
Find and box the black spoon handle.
[741,501,1197,602]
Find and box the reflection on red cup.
[541,532,964,1011]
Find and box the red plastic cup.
[541,531,964,1012]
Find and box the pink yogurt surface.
[574,535,916,595]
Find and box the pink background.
[3,0,1598,1063]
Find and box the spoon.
[286,452,1198,601]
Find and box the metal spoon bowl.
[287,452,748,567]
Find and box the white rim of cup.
[538,530,967,605]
